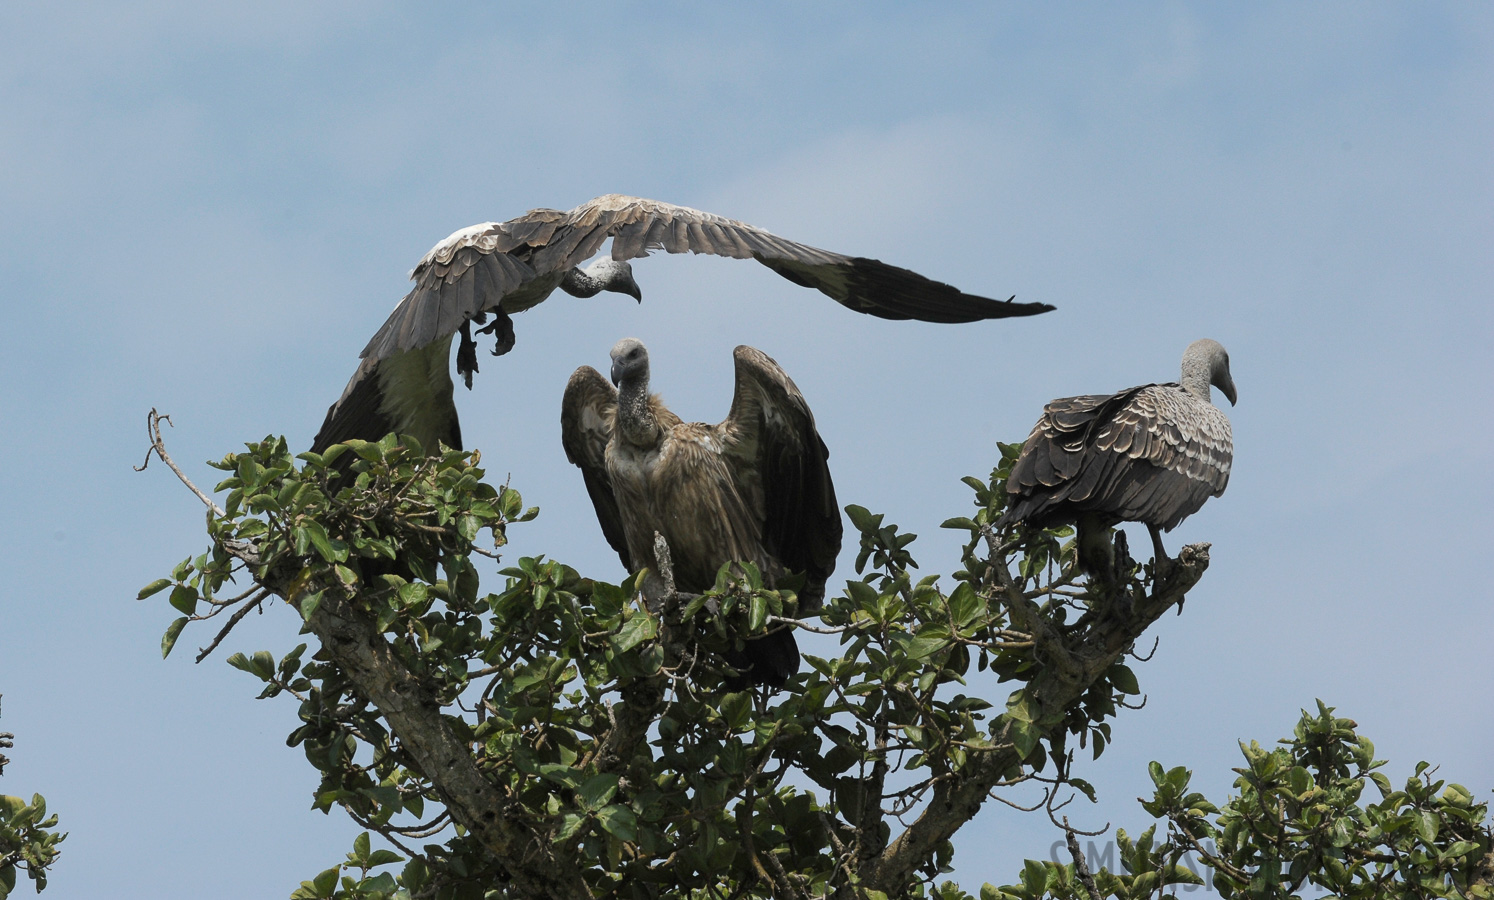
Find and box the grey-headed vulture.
[561,338,842,688]
[313,194,1053,453]
[997,339,1236,578]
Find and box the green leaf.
[1415,809,1439,844]
[161,616,189,658]
[1108,664,1140,696]
[596,804,638,842]
[720,692,751,732]
[365,849,403,868]
[168,585,198,615]
[1007,719,1040,760]
[844,504,882,534]
[137,578,172,600]
[556,813,586,842]
[298,590,323,621]
[898,634,941,662]
[749,592,768,632]
[351,831,371,865]
[577,774,620,811]
[612,611,657,653]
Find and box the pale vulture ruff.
[561,339,842,689]
[997,339,1236,578]
[311,194,1054,454]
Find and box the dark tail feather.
[723,627,800,690]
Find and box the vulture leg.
[1147,524,1172,582]
[456,320,479,389]
[475,309,516,357]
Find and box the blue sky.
[1,3,1490,897]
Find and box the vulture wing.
[560,366,631,569]
[718,346,842,609]
[312,340,461,454]
[360,195,1053,365]
[1002,384,1233,532]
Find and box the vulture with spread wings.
[312,194,1052,454]
[996,339,1236,579]
[561,338,841,689]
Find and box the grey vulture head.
[608,337,648,387]
[311,194,1053,456]
[561,338,842,689]
[996,339,1236,583]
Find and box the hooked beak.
[610,361,623,386]
[1218,374,1237,406]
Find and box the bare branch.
[194,590,269,663]
[136,409,225,517]
[1064,818,1103,900]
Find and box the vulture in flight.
[996,339,1236,579]
[312,194,1053,454]
[561,338,841,688]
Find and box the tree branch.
[867,540,1211,891]
[144,423,593,900]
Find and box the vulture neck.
[560,266,604,298]
[615,374,663,448]
[560,262,616,298]
[1180,356,1214,404]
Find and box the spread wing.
[1001,384,1233,531]
[360,194,1053,364]
[719,346,842,608]
[560,366,630,569]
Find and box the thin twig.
[136,409,225,516]
[195,591,269,663]
[765,615,865,635]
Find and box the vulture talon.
[475,310,516,357]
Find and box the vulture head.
[1182,338,1237,407]
[609,337,650,387]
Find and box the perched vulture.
[561,338,842,688]
[312,194,1053,453]
[996,339,1236,578]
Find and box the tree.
[990,703,1493,900]
[138,414,1487,899]
[0,699,65,897]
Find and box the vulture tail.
[723,628,800,690]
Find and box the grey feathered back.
[998,342,1235,533]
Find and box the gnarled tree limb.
[866,540,1211,891]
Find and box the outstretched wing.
[719,346,842,609]
[560,366,630,569]
[361,195,1053,364]
[1002,384,1233,531]
[360,213,560,364]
